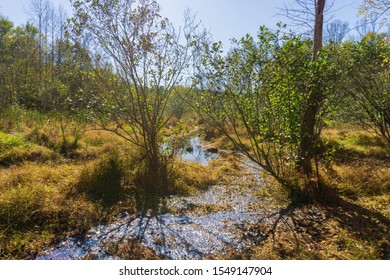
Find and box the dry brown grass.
[0,111,143,259]
[322,126,390,219]
[104,240,164,260]
[161,145,241,196]
[0,160,105,259]
[1,107,389,260]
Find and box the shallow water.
[38,182,273,260]
[179,137,219,165]
[161,136,219,165]
[38,142,270,260]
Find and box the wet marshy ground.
[37,138,283,260]
[38,185,273,260]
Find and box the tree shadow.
[320,192,390,259]
[237,192,390,259]
[86,209,238,259]
[76,151,125,208]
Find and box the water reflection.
[179,137,218,165]
[162,136,218,165]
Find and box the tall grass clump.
[0,106,46,133]
[77,149,127,207]
[0,162,104,259]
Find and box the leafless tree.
[278,0,334,37]
[48,2,57,80]
[325,19,349,43]
[27,0,53,110]
[55,4,67,75]
[28,0,50,62]
[69,0,205,195]
[356,12,385,37]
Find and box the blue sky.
[1,0,361,47]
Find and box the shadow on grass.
[235,188,390,259]
[354,134,387,148]
[77,152,125,208]
[319,191,390,259]
[333,146,390,162]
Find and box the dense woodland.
[0,0,389,260]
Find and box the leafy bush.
[341,33,390,143]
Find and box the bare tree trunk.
[298,0,325,194]
[49,3,56,82]
[29,0,51,110]
[312,0,325,60]
[56,5,67,77]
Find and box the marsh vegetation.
[0,0,389,259]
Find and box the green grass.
[0,161,105,259]
[322,127,390,161]
[0,131,26,151]
[0,145,58,165]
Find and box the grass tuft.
[0,131,26,151]
[76,150,126,207]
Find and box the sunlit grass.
[322,125,390,217]
[0,107,389,260]
[0,161,105,259]
[0,131,26,149]
[322,126,389,160]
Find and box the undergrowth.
[0,109,388,260]
[0,108,223,259]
